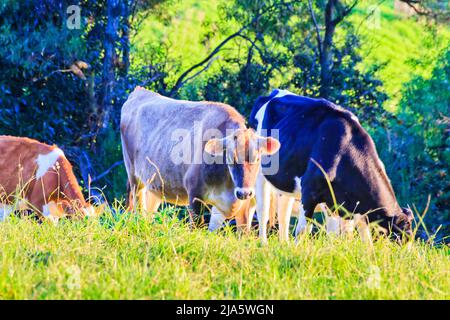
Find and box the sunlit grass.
[0,204,448,299]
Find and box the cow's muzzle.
[234,187,255,200]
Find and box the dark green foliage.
[374,48,450,238]
[0,0,144,200]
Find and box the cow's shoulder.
[201,101,246,127]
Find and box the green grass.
[0,207,448,299]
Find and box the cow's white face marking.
[36,148,65,179]
[255,89,295,134]
[207,188,243,217]
[0,204,14,221]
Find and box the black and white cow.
[249,89,413,243]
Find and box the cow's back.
[0,136,51,198]
[0,136,86,208]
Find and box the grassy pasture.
[0,206,448,300]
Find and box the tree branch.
[91,161,124,183]
[332,0,358,26]
[168,0,295,96]
[168,27,246,96]
[308,0,323,57]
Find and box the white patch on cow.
[294,176,302,196]
[318,203,328,214]
[36,148,65,179]
[255,101,269,134]
[255,89,296,134]
[256,172,273,243]
[0,204,14,221]
[277,194,295,241]
[350,114,359,123]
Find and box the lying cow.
[0,136,94,221]
[120,87,279,223]
[249,89,413,243]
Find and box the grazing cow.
[249,89,413,243]
[0,136,94,221]
[120,87,280,224]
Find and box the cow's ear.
[258,137,280,155]
[403,206,414,221]
[205,138,225,156]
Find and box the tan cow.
[0,136,94,221]
[120,87,280,225]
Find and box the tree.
[308,0,358,98]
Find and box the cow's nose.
[235,188,254,200]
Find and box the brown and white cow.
[0,136,94,221]
[120,87,280,226]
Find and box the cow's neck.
[365,163,402,218]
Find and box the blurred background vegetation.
[0,0,448,240]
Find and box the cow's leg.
[277,194,294,242]
[0,204,14,221]
[256,172,272,244]
[209,206,226,232]
[126,180,137,211]
[246,198,256,233]
[141,188,161,218]
[294,202,310,238]
[297,180,322,240]
[234,209,247,235]
[184,168,206,227]
[354,214,373,245]
[341,218,355,239]
[187,194,207,228]
[326,215,341,235]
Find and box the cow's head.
[205,128,280,200]
[391,207,414,241]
